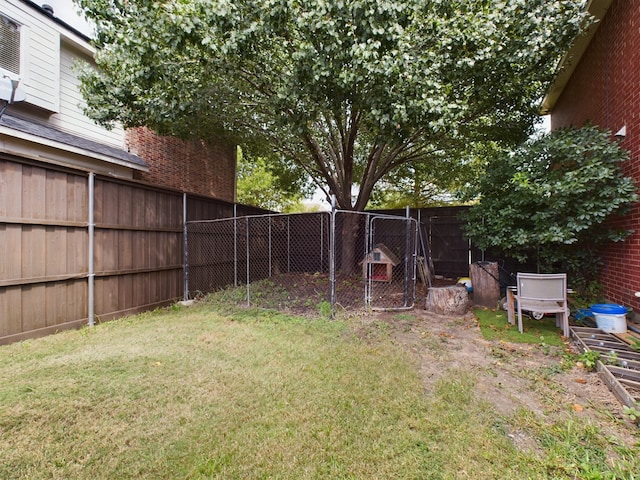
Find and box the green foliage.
[570,280,605,310]
[236,149,313,212]
[75,0,587,211]
[622,402,640,426]
[629,338,640,353]
[577,350,601,372]
[463,126,638,289]
[316,301,332,318]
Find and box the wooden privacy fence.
[0,155,266,344]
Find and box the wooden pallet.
[417,256,431,287]
[571,326,640,408]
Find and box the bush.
[463,125,638,294]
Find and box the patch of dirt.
[242,272,639,447]
[250,272,455,313]
[355,308,640,449]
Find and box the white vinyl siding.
[49,40,124,148]
[2,0,59,112]
[1,0,125,148]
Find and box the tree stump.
[425,285,470,315]
[470,261,500,308]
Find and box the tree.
[236,149,312,212]
[75,0,587,271]
[462,125,638,290]
[76,0,586,212]
[367,141,497,208]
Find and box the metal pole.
[183,193,188,301]
[269,216,272,277]
[364,213,371,307]
[87,172,95,327]
[412,219,418,307]
[404,206,410,307]
[320,213,324,272]
[234,203,238,287]
[246,217,250,307]
[329,195,336,317]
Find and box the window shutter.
[0,15,21,75]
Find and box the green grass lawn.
[474,307,565,346]
[0,303,637,479]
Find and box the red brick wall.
[551,0,640,309]
[127,127,236,202]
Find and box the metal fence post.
[183,193,189,301]
[246,217,250,306]
[404,206,410,307]
[330,196,336,317]
[234,204,238,287]
[87,172,95,327]
[364,213,371,307]
[320,214,324,272]
[268,216,272,277]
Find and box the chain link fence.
[185,210,421,314]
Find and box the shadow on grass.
[474,307,565,346]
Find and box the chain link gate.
[366,214,418,310]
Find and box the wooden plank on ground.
[597,361,640,407]
[572,326,640,407]
[593,348,640,365]
[617,378,640,393]
[608,365,640,382]
[581,338,628,351]
[613,331,640,345]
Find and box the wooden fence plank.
[45,282,66,327]
[21,284,46,333]
[0,286,22,337]
[67,227,87,275]
[119,229,134,271]
[1,224,22,280]
[46,226,67,276]
[22,225,46,279]
[118,183,133,227]
[45,170,68,221]
[132,187,146,229]
[0,160,23,217]
[22,165,47,220]
[68,173,88,223]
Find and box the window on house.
[0,14,21,75]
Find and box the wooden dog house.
[362,244,400,282]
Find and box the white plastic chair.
[513,273,569,337]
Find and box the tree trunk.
[425,285,470,315]
[339,213,360,275]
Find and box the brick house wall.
[550,0,640,309]
[127,127,236,202]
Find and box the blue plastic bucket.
[589,304,627,333]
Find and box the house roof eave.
[0,114,148,172]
